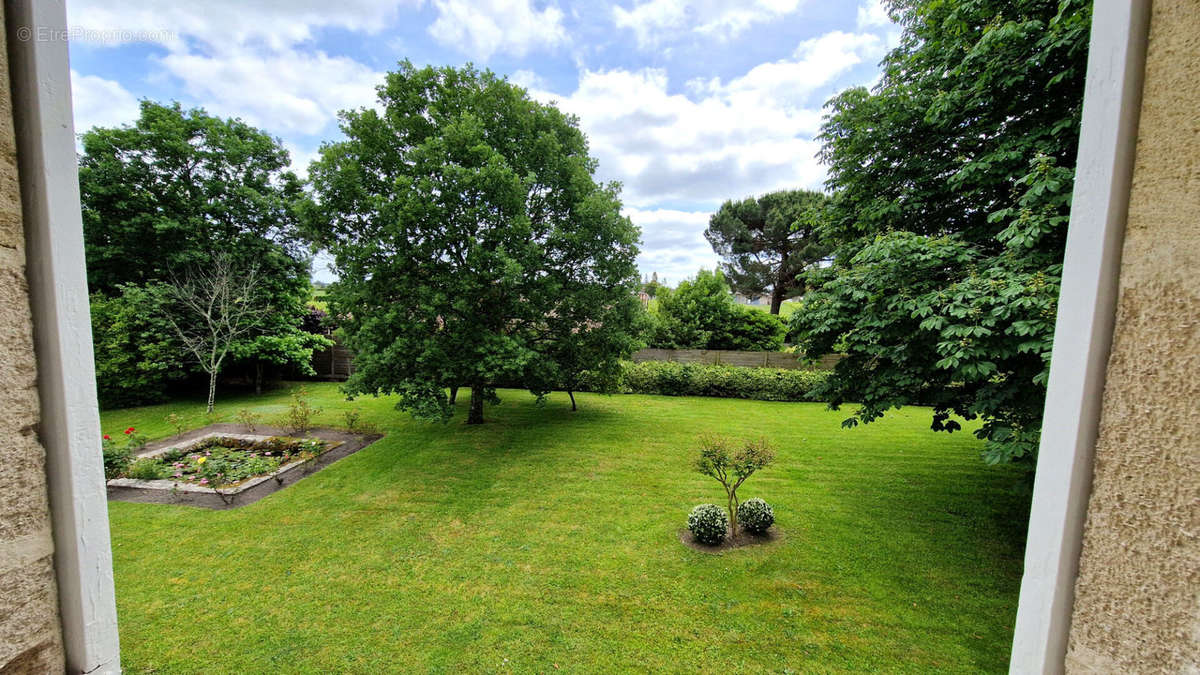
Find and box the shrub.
[235,408,263,433]
[342,408,361,431]
[126,457,169,480]
[581,361,829,402]
[282,386,321,435]
[687,504,728,545]
[166,412,186,437]
[737,498,775,534]
[102,436,131,479]
[695,436,775,537]
[648,270,786,351]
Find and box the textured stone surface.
[1066,1,1200,672]
[0,4,66,671]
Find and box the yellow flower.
[197,457,207,464]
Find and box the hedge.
[578,361,830,402]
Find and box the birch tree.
[166,256,266,413]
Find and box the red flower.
[124,427,135,435]
[103,434,111,440]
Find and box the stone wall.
[1065,0,1200,671]
[0,3,67,671]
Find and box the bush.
[282,386,321,435]
[581,361,829,402]
[102,438,132,479]
[737,498,775,534]
[90,284,190,409]
[235,409,263,433]
[126,457,169,480]
[648,270,786,351]
[687,503,729,545]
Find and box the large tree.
[790,0,1091,467]
[705,189,829,314]
[303,62,642,424]
[79,101,328,397]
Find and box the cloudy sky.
[67,0,897,284]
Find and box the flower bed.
[106,425,382,510]
[122,436,328,488]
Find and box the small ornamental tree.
[164,255,268,413]
[693,436,775,537]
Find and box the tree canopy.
[650,269,785,351]
[790,0,1091,466]
[705,189,829,314]
[78,101,328,403]
[303,62,642,424]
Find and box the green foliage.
[101,426,147,479]
[705,189,830,314]
[153,436,326,487]
[694,436,775,536]
[165,413,186,437]
[584,361,828,402]
[687,503,728,545]
[102,437,132,479]
[78,101,325,394]
[791,0,1091,467]
[649,270,786,351]
[282,386,322,435]
[303,62,642,423]
[125,458,169,481]
[736,498,775,534]
[90,284,190,409]
[235,409,263,433]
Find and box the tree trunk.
[568,390,576,411]
[727,490,739,538]
[769,286,784,315]
[467,385,484,424]
[254,361,263,395]
[449,386,458,404]
[206,370,218,414]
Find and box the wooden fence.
[310,338,355,380]
[310,339,839,381]
[630,348,840,371]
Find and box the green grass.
[309,288,329,312]
[104,382,1027,673]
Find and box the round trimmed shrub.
[737,498,774,534]
[687,503,729,545]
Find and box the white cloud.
[158,47,382,136]
[66,0,419,51]
[70,70,141,134]
[427,0,568,60]
[625,207,719,282]
[525,30,881,208]
[613,0,803,47]
[856,0,901,51]
[856,0,891,29]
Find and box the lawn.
[102,382,1027,673]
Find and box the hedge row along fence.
[631,348,841,371]
[309,338,833,403]
[580,361,830,402]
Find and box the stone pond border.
[105,424,382,510]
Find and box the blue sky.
[67,0,897,284]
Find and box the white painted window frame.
[7,0,121,672]
[1,0,1157,673]
[1008,1,1151,673]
